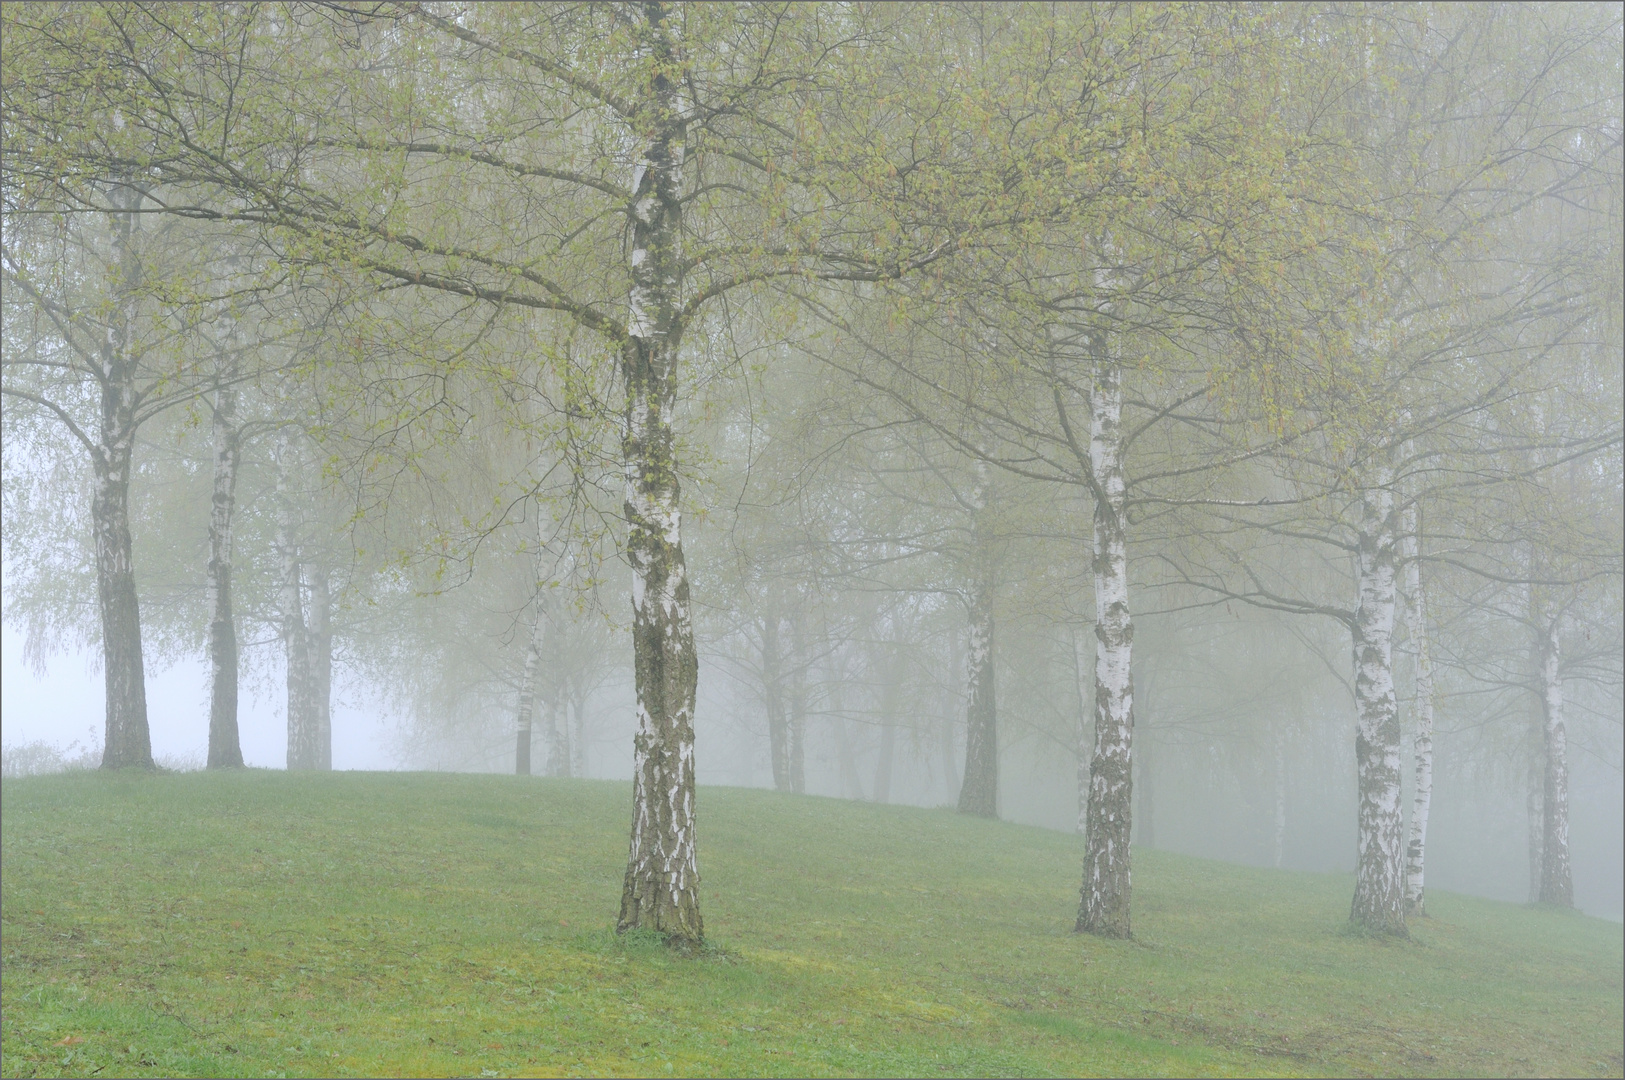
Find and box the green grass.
[2,772,1620,1078]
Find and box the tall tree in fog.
[1173,4,1620,933]
[0,3,978,942]
[0,194,273,768]
[807,5,1351,937]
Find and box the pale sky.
[1,623,398,769]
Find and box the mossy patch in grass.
[2,770,1620,1077]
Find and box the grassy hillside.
[1,772,1619,1078]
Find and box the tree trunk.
[1401,502,1433,916]
[515,607,540,776]
[788,614,807,795]
[94,186,152,771]
[205,377,243,769]
[545,688,569,778]
[1078,346,1133,938]
[762,613,790,791]
[1348,466,1406,935]
[93,442,152,770]
[1537,613,1573,906]
[276,435,318,772]
[308,564,333,772]
[957,583,997,817]
[616,8,701,944]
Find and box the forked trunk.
[1537,614,1572,906]
[616,7,701,944]
[1348,467,1406,935]
[95,185,152,770]
[1078,345,1133,938]
[205,378,243,768]
[1401,502,1433,916]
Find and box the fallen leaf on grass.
[54,1036,85,1046]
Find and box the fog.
[3,1,1621,951]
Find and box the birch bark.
[1537,612,1573,906]
[1400,500,1433,916]
[205,368,243,769]
[1077,343,1134,938]
[1348,465,1406,934]
[94,185,153,770]
[616,5,701,943]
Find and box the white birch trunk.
[1078,341,1134,938]
[1400,501,1433,916]
[94,183,152,770]
[616,6,701,943]
[1537,612,1573,906]
[205,368,243,769]
[1348,465,1406,934]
